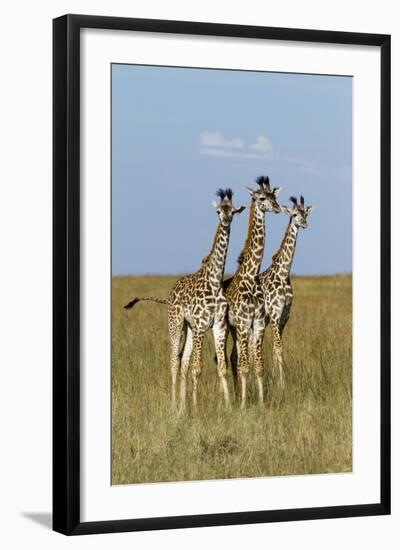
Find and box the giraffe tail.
[124,296,168,309]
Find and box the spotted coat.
[224,177,282,408]
[259,195,314,390]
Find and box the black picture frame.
[53,14,391,536]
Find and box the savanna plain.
[112,274,352,485]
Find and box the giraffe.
[224,176,282,408]
[258,195,314,391]
[124,189,245,412]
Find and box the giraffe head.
[212,188,246,228]
[246,175,282,214]
[281,195,315,228]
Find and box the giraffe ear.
[306,205,315,214]
[273,186,282,197]
[246,186,255,197]
[211,200,219,209]
[234,205,246,214]
[280,205,293,215]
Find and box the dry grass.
[112,274,352,485]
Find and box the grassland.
[112,274,352,485]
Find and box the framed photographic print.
[53,14,391,535]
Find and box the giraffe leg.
[179,326,193,414]
[229,327,239,401]
[168,309,184,409]
[252,316,266,405]
[271,319,285,392]
[237,326,250,409]
[191,330,205,411]
[279,300,292,338]
[212,319,230,406]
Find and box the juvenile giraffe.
[258,195,314,390]
[224,176,282,408]
[125,189,245,412]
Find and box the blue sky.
[112,64,352,276]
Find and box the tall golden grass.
[112,274,352,485]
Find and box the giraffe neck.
[238,201,265,279]
[202,223,231,286]
[272,219,299,277]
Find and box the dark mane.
[271,221,292,263]
[237,200,256,266]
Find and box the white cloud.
[198,131,274,157]
[199,147,275,160]
[199,131,244,149]
[249,135,273,152]
[199,147,237,158]
[198,131,319,177]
